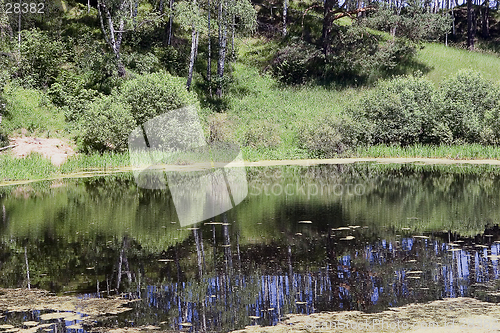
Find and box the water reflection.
[2,164,500,332]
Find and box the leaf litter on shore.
[0,287,136,332]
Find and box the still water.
[2,163,500,332]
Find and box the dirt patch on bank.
[7,136,76,166]
[232,298,500,333]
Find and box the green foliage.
[298,115,361,157]
[47,71,100,124]
[271,26,418,85]
[0,153,57,181]
[153,46,188,77]
[122,51,161,75]
[119,71,198,125]
[1,84,65,135]
[349,74,442,145]
[439,69,500,143]
[72,33,121,94]
[207,113,235,143]
[364,0,453,42]
[79,95,136,152]
[271,40,323,85]
[16,29,66,88]
[243,120,282,149]
[79,72,198,152]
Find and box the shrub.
[298,115,357,157]
[207,113,236,143]
[363,1,453,42]
[481,101,500,145]
[243,120,281,148]
[439,70,499,143]
[47,71,100,124]
[119,72,198,125]
[15,29,66,88]
[79,95,136,152]
[271,41,323,85]
[271,26,418,85]
[122,52,161,75]
[349,74,443,145]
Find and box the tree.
[174,0,205,90]
[321,0,338,56]
[467,0,475,50]
[97,0,132,77]
[214,0,256,97]
[482,0,490,38]
[283,0,288,36]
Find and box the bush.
[481,102,500,145]
[79,95,136,152]
[47,71,100,124]
[122,52,161,75]
[119,72,198,125]
[271,26,418,85]
[271,41,323,85]
[439,70,499,143]
[349,74,443,145]
[207,113,236,143]
[16,29,66,88]
[363,1,453,42]
[298,115,361,157]
[79,72,199,152]
[243,120,281,148]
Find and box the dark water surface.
[2,163,500,332]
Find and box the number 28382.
[5,2,45,14]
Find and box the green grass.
[0,152,131,183]
[354,144,500,159]
[1,84,66,137]
[0,154,58,181]
[59,152,131,173]
[417,42,500,85]
[224,38,367,159]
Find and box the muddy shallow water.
[2,163,500,332]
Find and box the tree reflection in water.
[2,165,500,331]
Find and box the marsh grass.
[354,144,500,159]
[59,152,131,173]
[0,154,57,181]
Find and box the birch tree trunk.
[97,0,127,77]
[186,26,198,90]
[283,0,288,36]
[207,0,212,96]
[216,0,228,98]
[167,0,174,45]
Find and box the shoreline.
[4,156,500,186]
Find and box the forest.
[0,0,500,178]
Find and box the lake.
[2,163,500,332]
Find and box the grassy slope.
[226,38,500,161]
[417,42,500,85]
[3,38,500,181]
